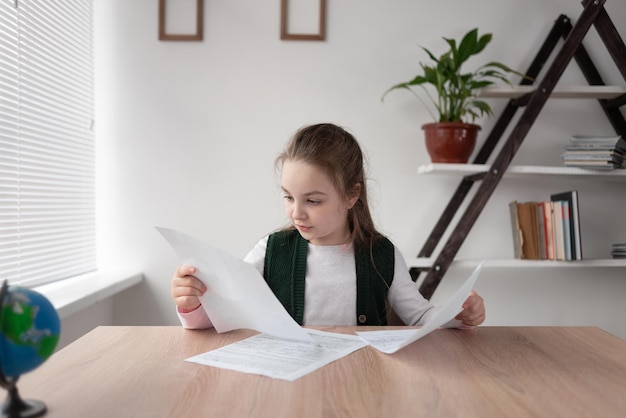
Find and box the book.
[536,203,546,259]
[509,201,522,259]
[508,201,542,260]
[570,134,621,143]
[562,160,620,169]
[550,191,582,260]
[562,151,623,161]
[566,144,621,150]
[517,201,541,260]
[565,142,621,152]
[552,200,565,261]
[612,243,626,259]
[561,200,572,260]
[542,201,556,260]
[563,148,623,155]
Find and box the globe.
[1,280,60,418]
[0,285,60,379]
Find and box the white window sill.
[33,270,144,319]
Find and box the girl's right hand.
[171,265,207,312]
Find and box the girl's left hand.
[455,290,485,326]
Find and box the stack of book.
[561,134,625,169]
[611,243,626,259]
[509,190,582,261]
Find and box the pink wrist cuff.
[178,305,200,314]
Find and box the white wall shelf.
[407,257,626,269]
[418,163,626,179]
[479,85,626,99]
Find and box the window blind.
[0,0,95,287]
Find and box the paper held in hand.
[157,226,315,343]
[356,260,485,354]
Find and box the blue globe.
[0,285,61,379]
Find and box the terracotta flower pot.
[422,122,480,163]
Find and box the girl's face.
[281,160,358,246]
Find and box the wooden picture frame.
[159,0,204,41]
[280,0,326,41]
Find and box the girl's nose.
[292,202,306,220]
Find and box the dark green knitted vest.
[263,230,394,326]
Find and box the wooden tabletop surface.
[17,326,626,417]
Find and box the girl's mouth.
[296,224,311,232]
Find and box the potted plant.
[382,28,524,163]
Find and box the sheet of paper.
[356,260,485,354]
[185,328,368,381]
[157,227,314,343]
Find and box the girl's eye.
[308,199,321,206]
[283,195,294,202]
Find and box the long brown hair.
[275,123,383,250]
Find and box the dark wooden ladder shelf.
[411,0,626,300]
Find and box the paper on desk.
[157,227,314,343]
[357,260,485,354]
[186,328,367,381]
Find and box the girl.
[171,123,485,329]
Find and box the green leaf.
[456,28,478,66]
[474,33,492,55]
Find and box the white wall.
[88,0,626,340]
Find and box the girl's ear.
[347,183,361,209]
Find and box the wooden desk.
[18,326,626,417]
